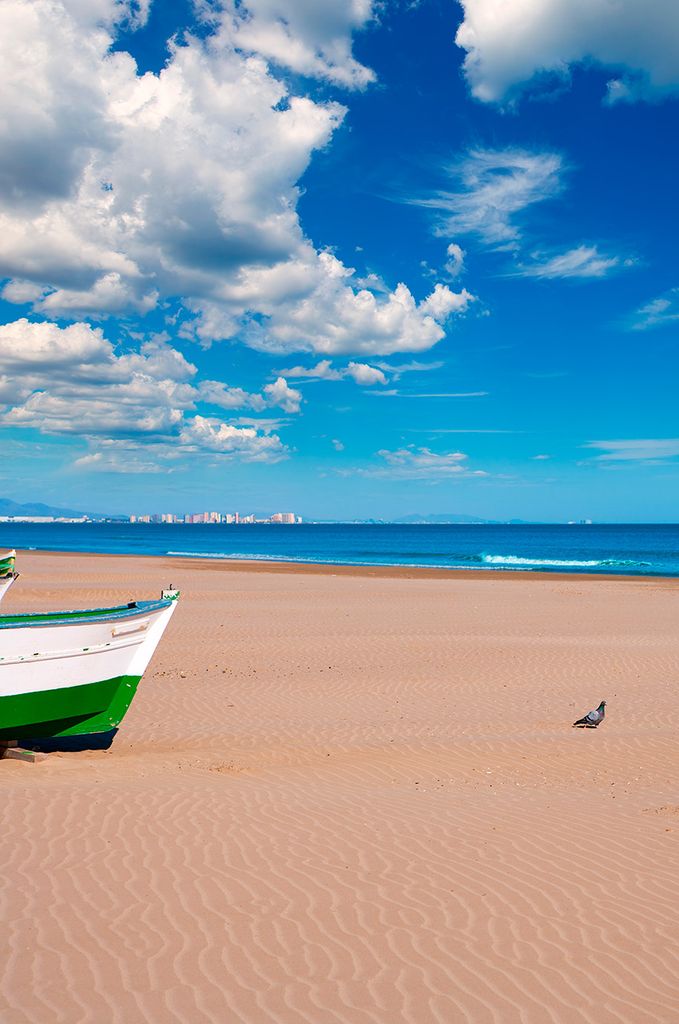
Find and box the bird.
[573,700,606,728]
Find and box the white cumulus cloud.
[456,0,679,104]
[0,1,456,358]
[213,0,377,89]
[178,416,286,460]
[0,318,292,463]
[345,362,387,385]
[262,376,303,413]
[245,262,473,355]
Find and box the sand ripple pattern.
[2,554,679,1022]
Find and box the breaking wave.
[479,553,650,569]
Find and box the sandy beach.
[2,550,679,1023]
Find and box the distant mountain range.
[0,498,87,519]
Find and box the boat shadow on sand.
[15,729,119,752]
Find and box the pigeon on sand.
[573,700,606,728]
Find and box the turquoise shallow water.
[2,522,679,576]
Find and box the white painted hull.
[0,599,178,699]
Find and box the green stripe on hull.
[0,674,142,740]
[0,604,135,626]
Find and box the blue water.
[2,522,679,576]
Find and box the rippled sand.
[2,551,679,1023]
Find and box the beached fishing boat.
[0,574,17,605]
[0,588,179,750]
[0,550,16,576]
[0,550,17,606]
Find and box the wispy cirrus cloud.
[515,245,633,280]
[372,359,444,379]
[72,450,171,474]
[408,149,634,283]
[366,390,488,398]
[629,288,679,330]
[414,148,564,252]
[409,428,518,434]
[584,439,679,461]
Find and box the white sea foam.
[480,554,649,568]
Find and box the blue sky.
[1,0,678,520]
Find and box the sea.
[2,522,679,577]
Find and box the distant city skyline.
[1,1,678,521]
[130,512,301,525]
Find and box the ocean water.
[2,522,679,576]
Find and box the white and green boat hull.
[0,550,17,607]
[0,574,17,606]
[0,550,16,578]
[0,591,178,749]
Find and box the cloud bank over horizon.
[0,317,298,467]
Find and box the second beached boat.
[0,550,16,576]
[0,550,17,606]
[0,588,179,749]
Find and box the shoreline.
[12,547,679,586]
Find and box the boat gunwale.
[0,595,177,630]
